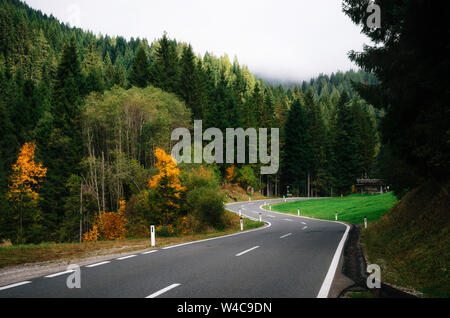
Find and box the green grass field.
[269,193,398,224]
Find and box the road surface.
[0,198,349,298]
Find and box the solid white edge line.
[236,246,260,257]
[117,255,137,260]
[142,250,158,255]
[146,283,181,298]
[302,226,308,230]
[0,281,32,291]
[86,261,110,268]
[316,223,350,298]
[280,233,292,239]
[45,270,74,278]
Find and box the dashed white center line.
[86,261,110,268]
[283,219,293,222]
[302,226,308,230]
[141,250,158,255]
[301,222,307,225]
[45,270,74,278]
[266,215,275,218]
[146,283,181,298]
[117,255,137,260]
[236,246,260,257]
[280,233,292,239]
[0,281,31,291]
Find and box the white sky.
[23,0,370,82]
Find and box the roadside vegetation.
[361,181,450,298]
[0,211,264,269]
[270,193,398,224]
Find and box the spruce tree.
[281,99,311,196]
[333,92,359,195]
[149,33,179,93]
[128,45,150,88]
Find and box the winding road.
[0,198,349,298]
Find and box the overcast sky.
[23,0,371,82]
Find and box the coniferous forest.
[0,0,426,245]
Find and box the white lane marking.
[236,246,260,257]
[280,233,292,239]
[86,261,110,268]
[141,250,158,255]
[301,222,307,225]
[266,215,275,218]
[45,270,74,278]
[302,226,308,230]
[0,281,32,291]
[163,222,271,250]
[117,255,137,260]
[317,223,351,298]
[283,218,293,222]
[146,283,181,298]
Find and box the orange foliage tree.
[225,165,236,183]
[83,200,127,242]
[148,147,185,225]
[8,142,47,243]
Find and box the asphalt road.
[0,198,349,298]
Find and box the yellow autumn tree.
[8,142,47,243]
[148,148,185,225]
[83,200,127,242]
[225,165,236,183]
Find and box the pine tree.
[149,33,179,93]
[333,92,359,195]
[128,45,150,88]
[281,99,311,196]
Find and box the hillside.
[361,180,450,297]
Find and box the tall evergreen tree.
[149,33,179,93]
[333,92,359,195]
[128,45,150,88]
[281,99,311,196]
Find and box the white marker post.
[240,218,244,231]
[335,212,338,221]
[259,213,262,222]
[249,197,251,202]
[269,205,272,211]
[298,209,300,217]
[364,216,368,229]
[150,225,155,247]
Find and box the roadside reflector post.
[298,209,300,216]
[335,212,338,221]
[249,197,251,202]
[364,216,368,229]
[269,205,272,211]
[150,225,155,247]
[259,213,262,222]
[240,218,244,231]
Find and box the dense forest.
[0,0,382,244]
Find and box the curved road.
[0,198,349,298]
